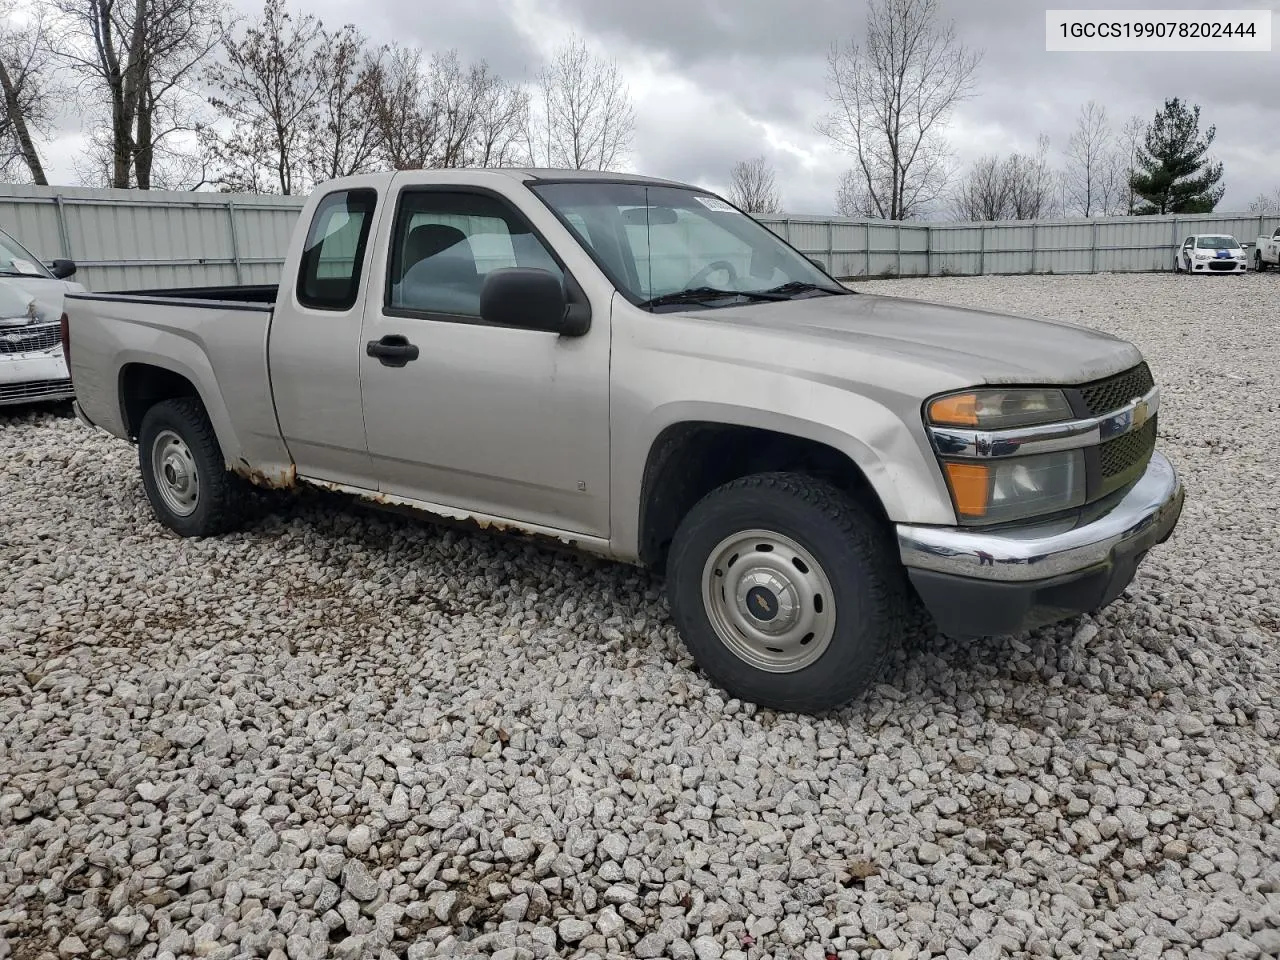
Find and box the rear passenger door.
[357,184,611,538]
[269,184,381,487]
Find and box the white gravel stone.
[2,276,1278,960]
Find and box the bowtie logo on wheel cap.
[745,584,780,621]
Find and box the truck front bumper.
[896,451,1184,636]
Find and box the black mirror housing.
[480,267,587,336]
[48,259,77,280]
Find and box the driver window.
[388,191,563,319]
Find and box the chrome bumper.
[897,451,1183,583]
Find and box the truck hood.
[702,291,1142,385]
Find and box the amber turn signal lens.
[943,462,990,517]
[928,393,979,426]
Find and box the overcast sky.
[38,0,1280,215]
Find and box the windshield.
[529,181,841,308]
[0,229,53,278]
[1195,236,1238,249]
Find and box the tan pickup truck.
[63,169,1184,712]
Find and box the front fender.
[610,394,957,561]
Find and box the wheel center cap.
[745,585,780,621]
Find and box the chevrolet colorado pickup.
[64,169,1184,712]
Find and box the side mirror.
[47,259,77,280]
[480,267,587,336]
[808,256,828,273]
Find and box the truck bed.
[65,287,290,478]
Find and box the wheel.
[1173,258,1181,274]
[1257,252,1268,273]
[137,398,248,537]
[665,472,909,713]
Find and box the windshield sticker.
[693,195,738,214]
[8,258,41,275]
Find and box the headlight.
[942,450,1086,524]
[1194,253,1210,260]
[927,388,1072,430]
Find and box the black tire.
[1173,258,1181,274]
[665,472,909,713]
[1256,252,1268,273]
[137,398,248,537]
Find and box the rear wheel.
[138,398,249,537]
[666,472,908,713]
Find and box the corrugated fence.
[2,182,1278,291]
[757,212,1280,278]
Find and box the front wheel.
[1257,252,1269,273]
[666,472,909,713]
[138,398,248,537]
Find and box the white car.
[1173,233,1248,274]
[0,228,85,406]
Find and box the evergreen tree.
[1130,98,1225,214]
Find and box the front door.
[358,186,611,538]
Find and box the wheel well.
[638,422,889,570]
[119,364,201,438]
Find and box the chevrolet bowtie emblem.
[1132,398,1149,429]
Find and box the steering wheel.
[686,260,739,289]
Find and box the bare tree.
[1064,100,1115,217]
[204,0,329,194]
[367,45,435,171]
[818,0,981,220]
[1248,187,1280,215]
[727,155,781,214]
[1116,113,1146,215]
[51,0,224,189]
[468,68,529,168]
[952,135,1057,221]
[835,168,876,217]
[301,24,382,183]
[531,34,634,171]
[1005,134,1055,219]
[0,0,57,184]
[952,155,1009,221]
[365,45,529,172]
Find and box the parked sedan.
[1173,234,1248,274]
[0,228,82,406]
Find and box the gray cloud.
[36,0,1280,213]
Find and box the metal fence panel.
[3,183,1279,289]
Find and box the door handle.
[366,334,420,367]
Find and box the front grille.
[1207,261,1239,271]
[1078,362,1155,417]
[0,379,74,404]
[1096,415,1157,498]
[0,323,61,355]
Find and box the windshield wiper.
[760,280,849,297]
[0,270,44,278]
[637,286,790,309]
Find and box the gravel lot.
[2,273,1278,960]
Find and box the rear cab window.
[297,189,377,311]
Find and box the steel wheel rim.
[151,429,200,517]
[700,528,837,673]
